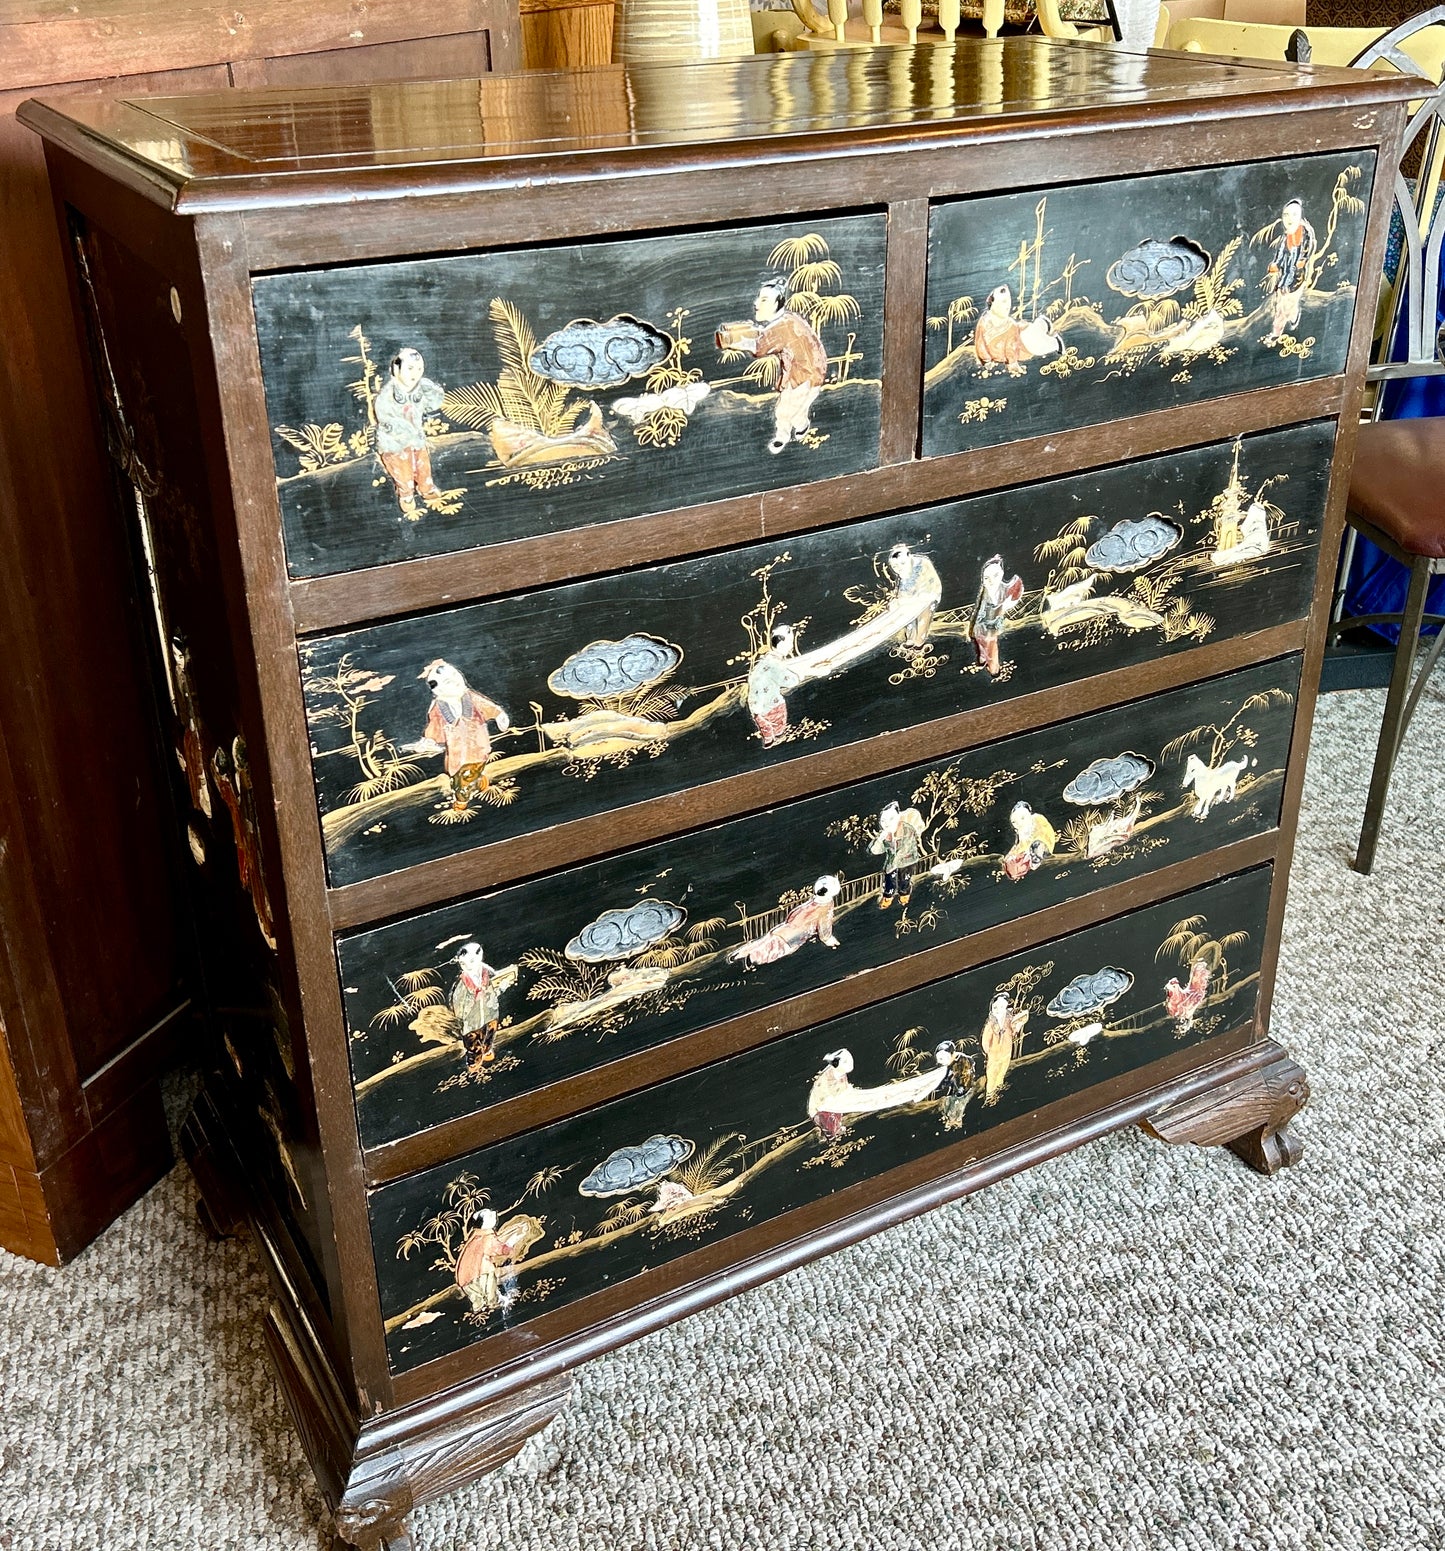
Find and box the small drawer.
[923,151,1372,458]
[254,212,887,579]
[341,654,1302,1154]
[303,422,1333,890]
[371,864,1274,1375]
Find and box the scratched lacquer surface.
[302,422,1333,888]
[371,866,1273,1374]
[340,656,1301,1151]
[924,151,1372,455]
[253,214,886,577]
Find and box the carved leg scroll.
[1142,1040,1309,1176]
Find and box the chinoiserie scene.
[1,4,1442,1549]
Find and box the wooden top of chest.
[20,40,1422,214]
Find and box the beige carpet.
[3,672,1443,1551]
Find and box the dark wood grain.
[1145,1043,1308,1175]
[190,213,397,1408]
[880,199,930,466]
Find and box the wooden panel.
[0,1157,56,1265]
[370,864,1273,1375]
[252,213,887,579]
[230,33,495,89]
[340,655,1302,1153]
[923,151,1374,458]
[520,0,613,69]
[0,0,518,92]
[304,421,1335,891]
[0,1026,37,1172]
[0,71,214,1095]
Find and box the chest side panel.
[254,212,887,579]
[305,421,1334,889]
[63,219,330,1296]
[923,151,1373,457]
[340,654,1301,1151]
[371,865,1274,1375]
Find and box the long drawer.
[303,421,1334,890]
[371,864,1274,1376]
[255,212,888,579]
[341,655,1301,1154]
[923,151,1372,456]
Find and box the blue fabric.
[1343,251,1445,642]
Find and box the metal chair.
[1328,9,1445,874]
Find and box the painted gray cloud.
[1106,236,1211,299]
[548,634,683,700]
[580,1134,695,1197]
[1063,751,1156,806]
[530,315,672,388]
[1047,966,1135,1019]
[1085,515,1184,573]
[566,899,687,963]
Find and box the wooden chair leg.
[1353,556,1432,875]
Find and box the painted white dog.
[1182,753,1251,819]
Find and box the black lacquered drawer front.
[340,655,1301,1154]
[254,213,887,579]
[371,865,1274,1375]
[303,421,1334,890]
[924,151,1372,457]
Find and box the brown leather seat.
[1348,416,1445,558]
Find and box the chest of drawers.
[23,43,1413,1548]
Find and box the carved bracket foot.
[1142,1040,1309,1176]
[329,1372,574,1551]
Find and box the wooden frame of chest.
[21,42,1416,1550]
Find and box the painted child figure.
[375,347,446,519]
[730,875,842,966]
[1264,199,1316,342]
[1002,800,1057,881]
[721,278,829,455]
[870,800,927,909]
[972,555,1025,677]
[407,658,509,803]
[747,623,802,748]
[450,941,518,1071]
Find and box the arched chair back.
[1327,10,1445,873]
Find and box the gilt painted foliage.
[340,656,1300,1150]
[371,867,1274,1374]
[254,215,885,578]
[924,153,1372,454]
[301,424,1333,887]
